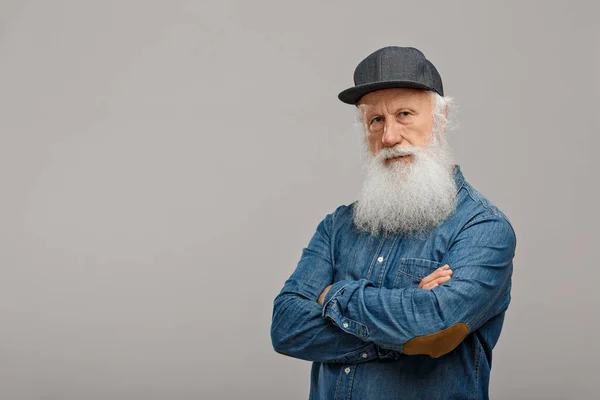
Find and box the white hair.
[432,92,456,135]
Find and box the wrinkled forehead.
[358,88,433,115]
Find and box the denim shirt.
[270,165,516,400]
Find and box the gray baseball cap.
[338,46,444,105]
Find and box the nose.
[381,121,405,148]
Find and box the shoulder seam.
[460,183,513,224]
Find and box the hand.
[418,264,453,290]
[317,284,333,306]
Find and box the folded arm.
[270,211,378,364]
[321,215,516,358]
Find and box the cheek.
[366,133,381,154]
[416,120,435,146]
[415,133,430,147]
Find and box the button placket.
[375,235,398,287]
[338,364,357,399]
[364,238,386,281]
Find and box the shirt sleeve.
[321,215,516,358]
[270,209,379,364]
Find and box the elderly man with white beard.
[271,46,516,400]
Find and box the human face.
[358,88,435,164]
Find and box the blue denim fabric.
[271,165,516,400]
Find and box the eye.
[370,116,384,125]
[398,111,411,117]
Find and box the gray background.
[0,0,598,399]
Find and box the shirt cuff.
[336,343,379,364]
[321,280,369,340]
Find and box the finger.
[418,267,449,288]
[422,275,452,290]
[435,275,452,285]
[418,265,452,288]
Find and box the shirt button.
[342,322,349,328]
[344,367,351,374]
[362,353,368,358]
[377,256,384,263]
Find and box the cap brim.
[338,81,435,105]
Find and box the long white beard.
[353,133,458,236]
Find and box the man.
[270,46,516,400]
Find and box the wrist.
[317,285,332,306]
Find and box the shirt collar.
[452,164,465,194]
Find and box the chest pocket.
[392,258,442,289]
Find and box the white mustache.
[376,146,420,161]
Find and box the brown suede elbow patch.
[403,323,469,358]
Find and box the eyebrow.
[362,106,417,118]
